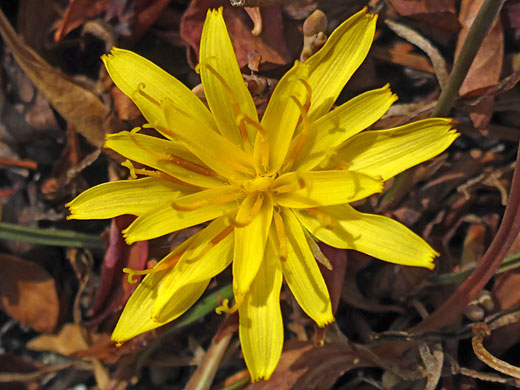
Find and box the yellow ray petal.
[259,60,310,173]
[123,186,241,244]
[66,177,193,220]
[153,218,234,321]
[295,205,438,269]
[330,118,459,180]
[233,193,274,298]
[112,234,197,342]
[161,99,256,180]
[306,8,377,122]
[273,170,383,209]
[239,238,283,382]
[200,8,258,146]
[279,209,333,326]
[289,85,397,172]
[105,131,225,188]
[102,48,216,133]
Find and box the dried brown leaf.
[180,0,292,69]
[456,0,504,128]
[245,340,371,390]
[0,254,59,333]
[0,9,122,147]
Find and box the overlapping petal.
[305,8,377,121]
[330,118,459,180]
[279,209,333,326]
[239,238,283,382]
[153,218,234,320]
[289,85,397,172]
[260,60,310,173]
[233,193,273,297]
[105,131,224,188]
[123,186,241,244]
[66,178,192,220]
[273,170,383,208]
[295,205,438,269]
[200,8,258,146]
[112,234,195,342]
[162,99,256,180]
[102,48,216,133]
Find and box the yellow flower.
[67,7,458,381]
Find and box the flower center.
[237,174,275,194]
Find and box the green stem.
[0,222,104,249]
[432,0,506,117]
[432,252,520,286]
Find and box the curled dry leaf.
[180,0,292,69]
[0,254,59,333]
[456,0,504,129]
[245,340,371,390]
[0,9,122,147]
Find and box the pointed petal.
[233,193,273,297]
[105,131,225,188]
[260,60,310,172]
[112,235,197,342]
[153,218,234,320]
[161,99,256,180]
[295,205,438,269]
[102,48,216,133]
[239,238,283,382]
[123,186,241,244]
[290,85,397,171]
[331,118,459,180]
[279,209,333,326]
[67,177,193,220]
[273,170,383,208]
[200,8,258,146]
[306,8,377,121]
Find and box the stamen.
[305,232,332,270]
[305,208,337,230]
[216,293,245,314]
[273,211,288,261]
[133,82,161,107]
[171,191,241,211]
[283,95,311,171]
[274,175,306,194]
[179,225,235,268]
[122,160,137,179]
[155,123,254,176]
[121,159,198,188]
[128,127,217,177]
[123,251,184,284]
[199,62,254,149]
[229,193,264,227]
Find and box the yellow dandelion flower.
[66,7,459,381]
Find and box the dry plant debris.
[0,0,520,389]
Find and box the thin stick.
[431,0,506,117]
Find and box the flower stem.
[0,222,104,249]
[431,0,505,117]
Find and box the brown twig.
[230,0,295,7]
[412,141,520,332]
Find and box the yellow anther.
[274,175,306,194]
[283,95,311,171]
[123,251,184,284]
[155,123,255,176]
[171,191,241,212]
[273,211,288,261]
[305,208,337,230]
[132,82,161,107]
[121,160,138,178]
[231,193,264,227]
[216,293,245,314]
